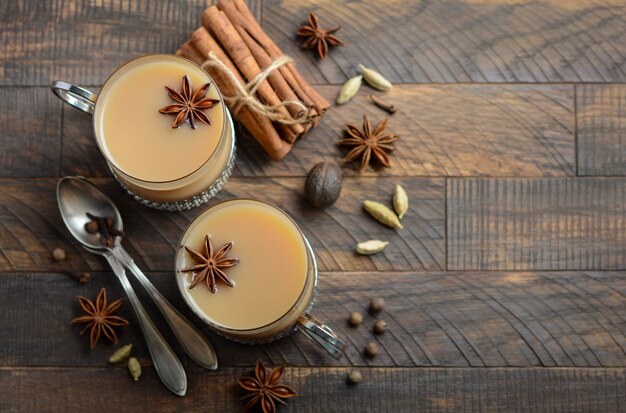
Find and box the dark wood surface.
[1,0,625,412]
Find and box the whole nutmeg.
[304,162,342,208]
[373,320,388,334]
[369,297,385,314]
[52,248,66,262]
[364,342,379,358]
[347,370,362,384]
[348,312,363,327]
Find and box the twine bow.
[201,51,308,125]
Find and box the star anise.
[182,235,239,293]
[158,75,220,129]
[339,114,399,172]
[238,361,297,413]
[296,12,346,59]
[70,288,129,349]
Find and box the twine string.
[201,51,308,125]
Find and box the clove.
[369,94,396,114]
[65,271,91,284]
[86,213,124,247]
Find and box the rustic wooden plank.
[1,271,623,368]
[60,84,575,178]
[235,84,575,177]
[0,0,263,86]
[2,1,625,86]
[0,366,624,412]
[577,85,626,176]
[263,0,626,84]
[0,177,444,272]
[0,88,62,177]
[59,94,111,178]
[448,178,626,270]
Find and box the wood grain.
[0,177,444,273]
[59,88,110,178]
[0,88,62,177]
[60,84,576,178]
[0,1,235,86]
[2,0,625,86]
[577,85,626,176]
[1,271,623,368]
[263,0,626,84]
[2,1,626,410]
[1,366,624,412]
[448,178,626,270]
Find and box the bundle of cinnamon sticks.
[176,0,329,161]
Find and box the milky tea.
[176,199,316,339]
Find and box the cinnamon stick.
[236,27,306,143]
[185,28,291,160]
[176,40,205,62]
[218,0,330,115]
[232,22,308,123]
[203,6,303,141]
[214,0,319,120]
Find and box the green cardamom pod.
[363,200,403,229]
[393,184,409,219]
[127,357,142,381]
[359,64,392,92]
[336,75,363,105]
[108,343,133,364]
[356,240,389,255]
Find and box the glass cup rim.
[92,53,226,185]
[174,198,316,334]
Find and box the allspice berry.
[364,342,379,358]
[348,312,363,327]
[369,297,385,313]
[85,219,99,234]
[347,370,362,384]
[304,162,343,208]
[373,320,388,334]
[52,247,66,262]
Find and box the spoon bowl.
[57,176,123,250]
[56,176,219,372]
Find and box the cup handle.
[51,80,97,115]
[297,313,346,359]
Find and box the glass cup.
[51,54,235,211]
[175,198,346,359]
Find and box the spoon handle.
[102,252,187,396]
[112,246,218,370]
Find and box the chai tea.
[93,55,233,204]
[176,199,314,338]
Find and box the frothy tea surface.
[95,55,224,182]
[178,200,309,331]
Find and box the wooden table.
[1,1,625,411]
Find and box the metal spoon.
[83,244,187,396]
[56,176,217,370]
[57,178,219,387]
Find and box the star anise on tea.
[238,361,297,413]
[182,235,239,293]
[339,114,399,172]
[70,288,129,349]
[296,12,346,59]
[158,75,220,129]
